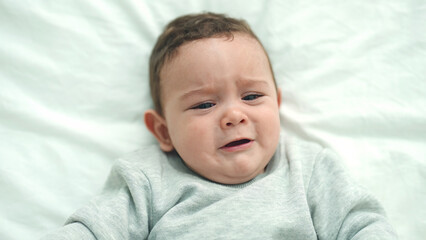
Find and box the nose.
[220,107,247,129]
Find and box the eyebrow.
[179,78,270,101]
[236,78,269,88]
[180,86,216,102]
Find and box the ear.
[277,88,282,107]
[144,109,174,152]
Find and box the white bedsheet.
[0,1,425,239]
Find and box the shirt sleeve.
[40,158,152,240]
[307,148,398,240]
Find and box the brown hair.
[149,12,276,115]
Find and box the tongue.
[225,139,250,147]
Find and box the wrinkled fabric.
[41,137,397,239]
[1,1,424,240]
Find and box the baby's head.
[145,12,281,184]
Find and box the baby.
[42,12,397,239]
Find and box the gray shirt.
[41,136,397,239]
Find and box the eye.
[242,94,263,101]
[191,102,215,109]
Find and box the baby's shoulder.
[110,144,169,177]
[120,144,166,163]
[281,136,325,163]
[280,136,340,183]
[112,144,187,181]
[284,136,341,167]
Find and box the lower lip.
[220,140,254,152]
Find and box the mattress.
[0,0,425,239]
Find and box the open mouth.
[223,139,252,148]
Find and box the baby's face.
[160,34,281,184]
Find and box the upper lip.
[220,138,253,148]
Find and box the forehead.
[160,34,274,96]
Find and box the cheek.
[170,116,213,151]
[187,118,216,148]
[254,106,281,141]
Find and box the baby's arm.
[40,158,151,240]
[307,149,397,240]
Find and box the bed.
[0,0,425,239]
